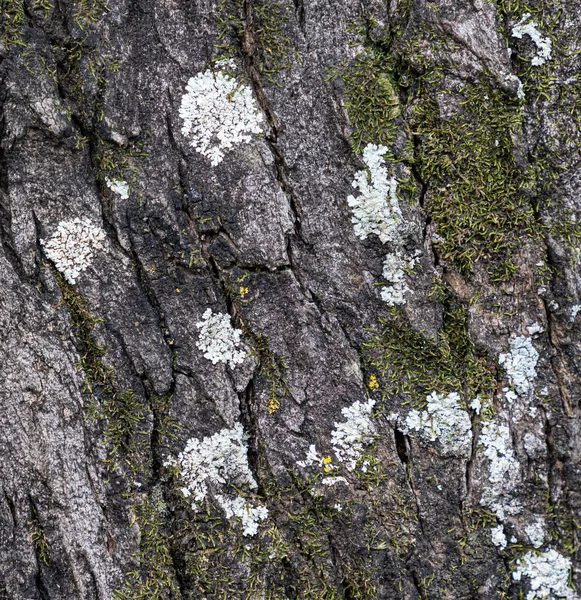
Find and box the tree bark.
[1,0,580,598]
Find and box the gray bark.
[1,0,580,598]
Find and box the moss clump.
[364,292,496,412]
[113,496,181,600]
[250,333,290,414]
[217,0,295,83]
[74,0,109,31]
[493,1,581,259]
[331,49,402,155]
[0,0,26,49]
[29,520,51,567]
[411,80,538,276]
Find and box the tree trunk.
[1,0,580,598]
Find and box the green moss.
[54,273,148,476]
[74,0,109,31]
[364,290,496,412]
[249,333,291,414]
[410,79,538,276]
[95,136,148,193]
[494,0,581,259]
[0,0,26,49]
[113,496,181,600]
[331,49,402,155]
[29,520,50,567]
[217,0,295,83]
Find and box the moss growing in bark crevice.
[113,494,181,600]
[53,275,181,598]
[364,291,496,413]
[217,0,296,83]
[53,273,150,476]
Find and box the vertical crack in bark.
[291,0,306,33]
[27,495,50,600]
[394,428,410,464]
[240,0,306,250]
[401,438,425,536]
[539,294,574,417]
[3,491,17,529]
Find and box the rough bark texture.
[1,0,580,598]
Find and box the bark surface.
[1,0,580,598]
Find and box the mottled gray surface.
[1,0,580,598]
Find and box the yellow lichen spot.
[323,456,332,465]
[268,396,280,414]
[240,286,249,298]
[323,466,333,473]
[175,288,181,293]
[369,375,379,389]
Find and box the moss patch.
[55,273,149,475]
[364,291,496,413]
[410,79,538,277]
[217,0,295,83]
[0,0,26,49]
[113,495,181,600]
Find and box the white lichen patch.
[170,424,266,536]
[525,519,546,549]
[479,421,520,520]
[174,423,257,504]
[512,549,575,600]
[215,495,268,537]
[498,336,539,396]
[331,399,376,471]
[380,252,417,306]
[41,217,106,284]
[512,13,552,66]
[347,144,404,245]
[480,421,515,484]
[470,397,483,415]
[196,308,247,368]
[570,304,581,323]
[105,177,130,199]
[397,391,472,456]
[179,64,263,166]
[491,524,508,550]
[321,476,348,486]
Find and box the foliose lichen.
[330,399,376,471]
[179,60,263,166]
[512,548,575,600]
[196,308,247,368]
[511,13,552,67]
[394,391,472,456]
[169,423,268,537]
[347,143,403,245]
[498,335,539,397]
[41,217,106,284]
